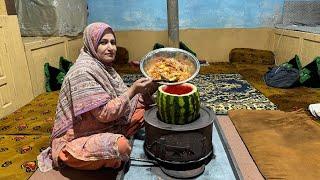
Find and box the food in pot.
[145,56,194,82]
[156,83,200,124]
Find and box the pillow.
[230,48,274,65]
[153,43,165,50]
[179,41,197,57]
[152,42,197,57]
[281,55,302,70]
[44,63,66,92]
[300,57,320,88]
[59,56,73,73]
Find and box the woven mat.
[229,110,320,179]
[122,74,277,114]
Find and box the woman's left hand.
[142,81,160,97]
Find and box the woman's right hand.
[126,78,153,99]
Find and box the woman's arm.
[90,78,156,123]
[90,94,131,123]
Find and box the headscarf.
[51,22,138,139]
[83,22,116,60]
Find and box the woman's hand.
[126,78,154,99]
[140,81,159,99]
[139,81,160,108]
[146,81,160,95]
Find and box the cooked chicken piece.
[146,57,192,82]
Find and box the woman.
[38,22,158,171]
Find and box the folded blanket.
[309,103,320,119]
[228,109,320,179]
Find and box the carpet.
[0,135,50,179]
[122,73,277,115]
[0,92,58,179]
[229,109,320,179]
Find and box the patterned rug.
[0,92,58,179]
[122,74,277,115]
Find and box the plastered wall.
[115,28,274,62]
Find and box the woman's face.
[97,29,117,64]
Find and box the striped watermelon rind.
[156,83,200,125]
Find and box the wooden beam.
[5,0,16,15]
[0,0,16,15]
[167,0,179,48]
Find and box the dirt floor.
[114,62,320,117]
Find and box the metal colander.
[139,48,200,85]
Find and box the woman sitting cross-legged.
[37,22,158,171]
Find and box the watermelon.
[156,83,200,125]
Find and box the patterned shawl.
[51,23,138,139]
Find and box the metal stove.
[143,106,216,178]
